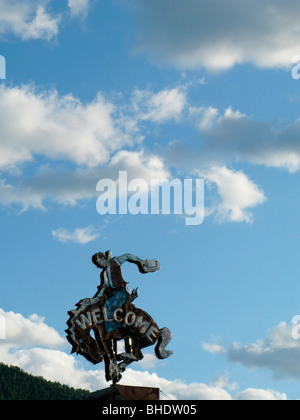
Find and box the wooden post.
[85,385,160,401]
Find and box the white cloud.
[52,226,99,245]
[137,353,158,370]
[133,88,186,123]
[0,85,139,171]
[1,346,286,400]
[234,388,287,401]
[222,107,246,120]
[204,322,300,381]
[202,342,225,355]
[0,149,170,211]
[134,0,300,71]
[166,105,300,175]
[202,109,300,173]
[67,0,90,18]
[0,308,289,400]
[0,0,60,40]
[228,323,300,380]
[0,308,65,349]
[199,107,219,131]
[200,166,266,224]
[0,170,96,211]
[2,83,299,179]
[0,85,182,174]
[0,82,299,225]
[110,149,170,184]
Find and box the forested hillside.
[0,363,90,400]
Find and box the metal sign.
[66,252,173,383]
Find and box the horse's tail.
[155,327,173,360]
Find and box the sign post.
[66,251,173,398]
[85,385,160,401]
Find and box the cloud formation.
[167,106,300,174]
[134,0,300,71]
[201,108,300,173]
[52,226,100,245]
[0,308,288,400]
[228,323,300,381]
[0,85,139,171]
[133,88,186,123]
[0,0,60,41]
[67,0,90,17]
[0,308,65,348]
[203,322,300,381]
[200,166,266,223]
[0,83,299,223]
[0,149,169,211]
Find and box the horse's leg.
[118,337,139,371]
[119,331,155,371]
[93,325,118,379]
[131,335,145,360]
[113,338,118,359]
[124,336,133,355]
[103,337,122,383]
[92,326,106,356]
[119,337,137,359]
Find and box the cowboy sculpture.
[66,251,173,383]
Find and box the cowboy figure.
[66,251,172,383]
[91,251,160,333]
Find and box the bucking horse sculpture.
[66,251,173,383]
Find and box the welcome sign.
[66,251,173,383]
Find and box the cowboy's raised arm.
[114,253,160,273]
[114,253,141,266]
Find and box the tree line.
[0,363,90,400]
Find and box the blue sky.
[0,0,299,400]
